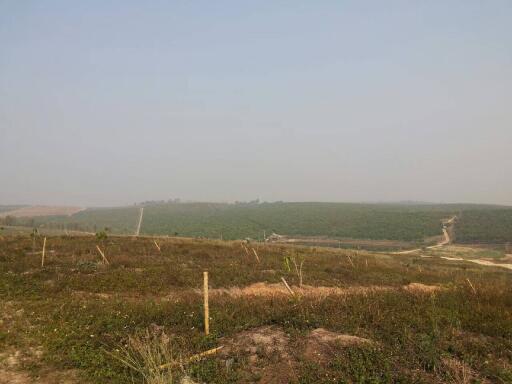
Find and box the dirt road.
[392,216,456,255]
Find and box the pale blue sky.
[1,1,511,206]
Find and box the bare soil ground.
[0,206,84,218]
[219,326,374,383]
[268,235,417,251]
[431,245,512,270]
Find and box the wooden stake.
[96,245,110,265]
[153,240,161,252]
[203,271,209,335]
[466,278,477,294]
[281,277,295,296]
[41,237,46,267]
[347,254,355,268]
[251,248,260,263]
[291,256,304,287]
[158,346,223,370]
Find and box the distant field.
[0,205,83,218]
[0,205,27,214]
[5,202,511,245]
[20,206,141,234]
[0,225,92,237]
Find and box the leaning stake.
[252,248,260,263]
[203,271,209,335]
[158,346,224,370]
[41,237,47,267]
[281,277,295,296]
[466,278,477,294]
[96,245,109,265]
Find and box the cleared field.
[0,225,93,237]
[268,235,419,251]
[25,206,141,235]
[1,235,511,383]
[0,205,27,214]
[0,205,84,218]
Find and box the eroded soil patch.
[218,325,375,383]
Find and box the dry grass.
[110,329,175,384]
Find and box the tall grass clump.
[111,329,175,384]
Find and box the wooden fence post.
[203,271,209,335]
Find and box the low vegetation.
[1,234,511,383]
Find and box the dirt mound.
[71,290,112,299]
[303,328,373,362]
[404,283,441,294]
[219,326,374,383]
[220,326,295,383]
[210,283,290,297]
[209,282,392,298]
[221,326,289,357]
[308,328,372,346]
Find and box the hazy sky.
[1,1,511,206]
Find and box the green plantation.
[140,202,453,241]
[4,202,512,245]
[455,208,512,244]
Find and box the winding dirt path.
[391,216,512,271]
[392,216,456,255]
